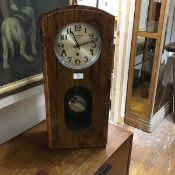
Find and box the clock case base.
[40,5,115,150]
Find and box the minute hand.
[77,39,98,47]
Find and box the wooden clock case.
[40,5,114,149]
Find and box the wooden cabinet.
[125,0,173,132]
[0,122,133,175]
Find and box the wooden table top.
[0,122,132,175]
[165,42,175,52]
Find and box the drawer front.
[95,138,132,175]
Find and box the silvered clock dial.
[54,22,102,69]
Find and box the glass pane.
[153,52,173,114]
[139,0,162,33]
[153,17,174,113]
[128,37,156,117]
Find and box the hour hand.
[70,31,80,49]
[76,39,98,47]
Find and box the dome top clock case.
[40,5,114,150]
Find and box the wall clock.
[40,5,114,149]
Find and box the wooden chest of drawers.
[0,122,133,175]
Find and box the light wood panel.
[126,0,170,131]
[137,32,158,39]
[126,0,142,114]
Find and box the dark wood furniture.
[40,5,114,149]
[0,122,133,175]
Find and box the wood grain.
[137,32,158,39]
[125,0,169,131]
[126,0,142,114]
[40,5,114,149]
[0,122,133,175]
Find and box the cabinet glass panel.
[129,37,156,116]
[153,51,173,114]
[153,1,175,114]
[153,28,175,114]
[139,0,161,33]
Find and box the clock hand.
[70,31,80,49]
[75,39,98,48]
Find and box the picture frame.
[0,0,69,98]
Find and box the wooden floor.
[123,114,175,175]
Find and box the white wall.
[0,85,46,144]
[77,0,118,16]
[77,0,96,7]
[111,0,135,123]
[98,0,118,16]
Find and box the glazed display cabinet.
[125,0,174,132]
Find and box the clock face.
[54,22,102,69]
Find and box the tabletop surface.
[0,122,132,175]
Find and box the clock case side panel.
[40,6,115,149]
[40,16,56,149]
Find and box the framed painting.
[0,0,69,98]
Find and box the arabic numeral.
[59,35,67,40]
[90,49,94,56]
[58,43,64,48]
[75,25,81,32]
[84,56,89,62]
[61,50,67,57]
[68,57,72,62]
[75,59,81,65]
[89,33,94,38]
[91,43,96,48]
[67,28,72,34]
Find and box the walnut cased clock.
[40,5,114,149]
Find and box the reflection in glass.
[153,50,173,114]
[153,6,174,113]
[139,0,161,33]
[128,37,156,117]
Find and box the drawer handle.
[98,163,112,175]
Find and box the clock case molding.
[40,5,114,149]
